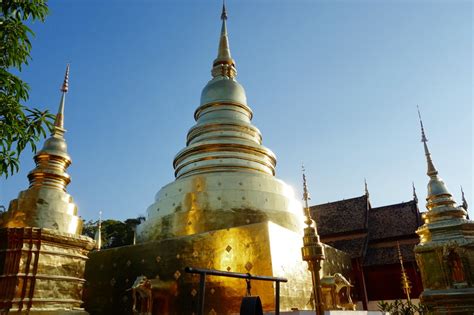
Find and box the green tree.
[1,0,54,177]
[82,216,146,250]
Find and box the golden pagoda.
[0,66,95,314]
[414,108,474,313]
[84,5,351,314]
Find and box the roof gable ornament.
[364,178,369,198]
[412,182,418,204]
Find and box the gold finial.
[61,64,70,93]
[364,178,369,197]
[412,182,418,204]
[417,106,438,177]
[302,164,313,227]
[212,0,236,78]
[95,210,102,251]
[221,0,227,20]
[461,186,468,211]
[53,64,70,133]
[397,242,412,304]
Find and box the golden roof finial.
[461,186,468,211]
[364,178,369,197]
[53,64,70,135]
[397,242,412,304]
[412,181,418,204]
[417,106,438,177]
[302,164,313,228]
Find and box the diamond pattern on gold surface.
[226,266,231,272]
[193,250,198,257]
[226,245,232,252]
[174,270,181,280]
[245,262,253,271]
[156,256,161,263]
[191,288,197,297]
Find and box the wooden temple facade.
[310,191,424,309]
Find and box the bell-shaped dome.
[41,135,70,158]
[200,77,247,106]
[427,176,450,197]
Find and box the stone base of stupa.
[420,288,474,313]
[0,227,95,314]
[84,221,352,314]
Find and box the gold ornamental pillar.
[301,168,325,315]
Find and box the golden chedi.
[84,5,351,314]
[136,4,302,242]
[0,66,95,314]
[414,109,474,313]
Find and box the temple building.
[414,111,474,313]
[84,5,351,314]
[0,66,95,314]
[310,185,424,309]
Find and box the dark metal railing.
[185,266,287,315]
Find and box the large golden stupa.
[84,5,351,314]
[135,3,303,244]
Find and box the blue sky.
[1,0,472,221]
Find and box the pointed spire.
[364,178,369,197]
[302,164,312,227]
[53,64,70,136]
[211,1,236,78]
[412,182,418,204]
[461,186,469,211]
[397,242,412,304]
[217,1,231,61]
[27,65,72,191]
[417,106,438,177]
[95,210,102,251]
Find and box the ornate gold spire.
[211,1,236,78]
[52,64,69,134]
[417,106,438,177]
[397,242,412,304]
[302,165,313,228]
[301,165,325,315]
[28,65,72,191]
[416,107,466,218]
